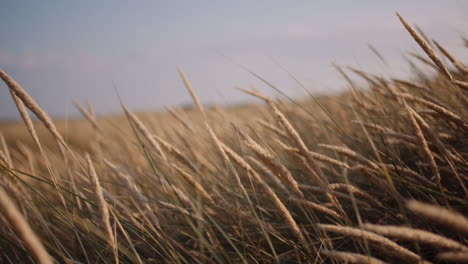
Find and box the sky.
[0,1,467,120]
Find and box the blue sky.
[0,1,467,119]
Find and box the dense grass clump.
[0,13,467,263]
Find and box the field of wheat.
[0,13,467,264]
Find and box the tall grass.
[0,13,467,263]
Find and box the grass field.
[0,13,467,263]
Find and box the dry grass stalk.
[351,120,392,133]
[174,165,215,205]
[203,126,279,236]
[410,52,440,72]
[173,68,221,217]
[247,156,289,194]
[279,140,350,169]
[348,165,399,195]
[288,197,343,220]
[309,151,350,169]
[0,186,53,264]
[407,200,468,234]
[76,171,126,211]
[9,90,43,152]
[320,249,387,264]
[393,79,431,93]
[437,251,468,263]
[405,103,441,184]
[318,144,379,169]
[238,88,328,187]
[2,14,468,263]
[164,106,194,132]
[0,150,11,169]
[257,119,289,139]
[205,125,251,201]
[109,209,144,264]
[270,104,328,186]
[419,93,452,110]
[396,13,452,80]
[86,97,96,117]
[383,131,419,144]
[318,224,423,263]
[328,183,382,208]
[433,40,468,75]
[363,224,467,251]
[379,164,437,188]
[6,80,72,206]
[108,168,145,203]
[275,140,324,185]
[0,69,67,147]
[158,201,205,223]
[153,135,198,173]
[160,178,198,213]
[17,142,37,175]
[73,100,101,132]
[104,160,161,225]
[299,184,372,208]
[123,106,167,161]
[220,142,310,251]
[238,129,304,197]
[177,66,205,116]
[451,79,468,91]
[0,150,26,195]
[351,121,420,145]
[348,68,380,86]
[86,154,116,252]
[237,87,274,103]
[408,106,466,193]
[395,92,468,132]
[0,134,12,168]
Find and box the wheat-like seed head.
[436,251,468,263]
[407,200,468,234]
[73,100,101,132]
[408,107,467,193]
[262,98,332,189]
[396,13,452,80]
[220,142,310,252]
[289,197,343,220]
[318,144,379,169]
[0,150,11,169]
[173,164,215,205]
[451,79,468,91]
[319,224,424,263]
[123,105,167,161]
[177,66,206,116]
[432,40,468,75]
[363,223,468,251]
[86,154,116,251]
[106,161,162,227]
[0,134,12,168]
[0,186,53,264]
[153,135,198,173]
[9,90,43,152]
[405,102,441,184]
[247,156,289,194]
[0,69,67,147]
[393,79,432,93]
[238,128,304,198]
[395,92,468,132]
